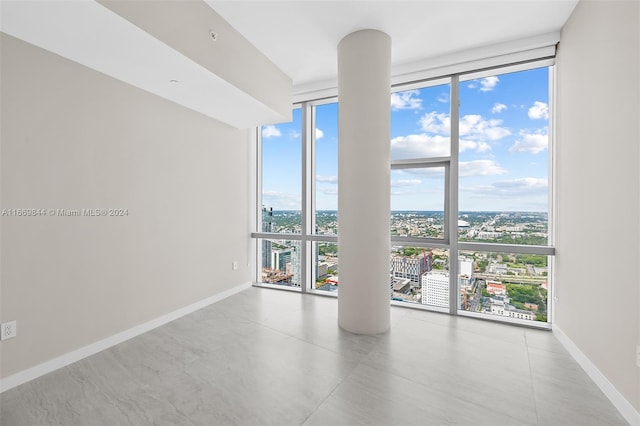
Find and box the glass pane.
[458,67,549,245]
[390,82,451,160]
[261,108,302,234]
[458,212,548,245]
[313,242,339,293]
[259,238,301,287]
[315,102,338,235]
[391,167,445,239]
[390,245,450,309]
[458,250,549,323]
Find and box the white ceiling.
[208,0,579,89]
[1,0,579,126]
[0,0,288,128]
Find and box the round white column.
[337,29,391,334]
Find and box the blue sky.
[262,66,549,212]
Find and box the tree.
[535,313,547,322]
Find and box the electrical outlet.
[1,321,17,340]
[232,261,238,271]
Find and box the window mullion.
[301,103,313,292]
[256,127,263,285]
[449,75,460,315]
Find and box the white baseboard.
[0,282,252,394]
[553,325,640,426]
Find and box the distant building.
[272,249,291,272]
[487,263,508,275]
[486,280,506,295]
[316,283,338,292]
[317,262,328,279]
[477,231,502,239]
[533,266,548,276]
[262,207,273,269]
[421,271,449,308]
[507,267,527,275]
[393,278,411,294]
[490,301,535,321]
[458,258,475,291]
[390,275,394,300]
[391,252,432,286]
[459,258,474,277]
[290,247,300,287]
[271,246,301,287]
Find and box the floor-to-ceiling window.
[253,60,554,327]
[257,107,303,288]
[255,101,340,293]
[389,78,452,311]
[455,66,553,323]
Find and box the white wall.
[0,34,252,378]
[98,0,292,122]
[555,0,640,412]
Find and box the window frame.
[254,99,340,295]
[253,58,556,328]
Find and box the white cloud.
[316,175,338,184]
[495,177,547,190]
[480,76,499,92]
[262,190,300,209]
[320,187,338,195]
[262,125,281,138]
[459,160,507,177]
[391,179,422,188]
[391,90,422,111]
[484,125,511,141]
[468,178,548,197]
[437,93,449,104]
[459,115,511,141]
[395,111,510,159]
[528,101,549,120]
[509,131,548,154]
[289,129,301,139]
[391,133,450,158]
[459,178,548,210]
[460,139,492,153]
[419,111,509,141]
[492,103,507,114]
[419,111,450,134]
[315,128,324,140]
[400,168,445,179]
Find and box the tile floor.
[0,287,628,425]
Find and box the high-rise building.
[391,251,432,287]
[390,274,394,300]
[290,247,300,287]
[421,271,449,308]
[458,257,475,291]
[262,207,273,269]
[272,249,291,272]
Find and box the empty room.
[1,1,639,425]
